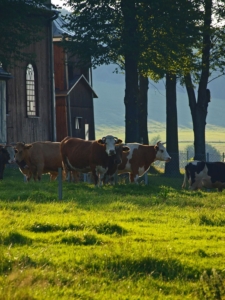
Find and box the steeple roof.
[52,15,74,38]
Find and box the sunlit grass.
[95,123,225,152]
[0,167,225,299]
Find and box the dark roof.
[56,74,98,98]
[0,66,12,80]
[52,15,74,37]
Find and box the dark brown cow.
[0,144,16,180]
[60,135,128,186]
[115,141,171,183]
[0,147,10,180]
[14,141,65,181]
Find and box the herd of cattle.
[1,135,225,191]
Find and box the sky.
[51,0,70,9]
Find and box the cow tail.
[182,166,187,189]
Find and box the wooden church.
[1,3,97,144]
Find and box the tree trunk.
[184,0,212,161]
[138,75,149,144]
[165,72,180,175]
[121,0,140,143]
[185,74,210,161]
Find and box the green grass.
[0,167,225,299]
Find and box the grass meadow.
[95,124,225,152]
[0,167,225,299]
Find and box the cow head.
[97,135,123,156]
[14,142,32,164]
[154,141,171,162]
[113,144,130,165]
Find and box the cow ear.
[116,139,123,144]
[97,139,104,145]
[154,145,159,151]
[25,144,33,150]
[122,146,130,153]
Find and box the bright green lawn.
[0,168,225,299]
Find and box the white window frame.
[26,64,37,117]
[75,117,82,130]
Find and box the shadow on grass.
[27,221,127,235]
[0,253,51,275]
[1,168,222,210]
[61,234,101,246]
[88,256,200,281]
[1,231,32,246]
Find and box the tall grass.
[0,167,225,299]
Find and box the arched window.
[26,64,37,116]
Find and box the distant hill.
[93,64,225,141]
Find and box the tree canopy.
[0,0,57,67]
[62,0,208,142]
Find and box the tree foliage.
[183,0,225,160]
[0,0,56,67]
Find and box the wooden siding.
[54,41,96,141]
[54,43,66,91]
[56,97,68,142]
[69,80,95,140]
[6,24,53,143]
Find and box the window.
[85,123,89,140]
[75,117,82,129]
[26,64,37,116]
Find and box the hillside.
[93,64,225,146]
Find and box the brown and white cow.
[182,160,225,192]
[14,141,65,181]
[113,141,171,183]
[60,135,129,186]
[0,144,16,180]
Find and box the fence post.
[83,174,87,182]
[206,152,209,162]
[223,152,225,162]
[58,167,62,200]
[144,172,148,185]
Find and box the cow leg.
[99,172,106,186]
[71,171,80,183]
[50,172,58,181]
[36,163,45,181]
[129,173,139,184]
[62,161,70,181]
[133,174,139,184]
[26,173,32,182]
[30,167,38,181]
[91,169,99,186]
[129,173,134,183]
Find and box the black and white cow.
[182,160,225,192]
